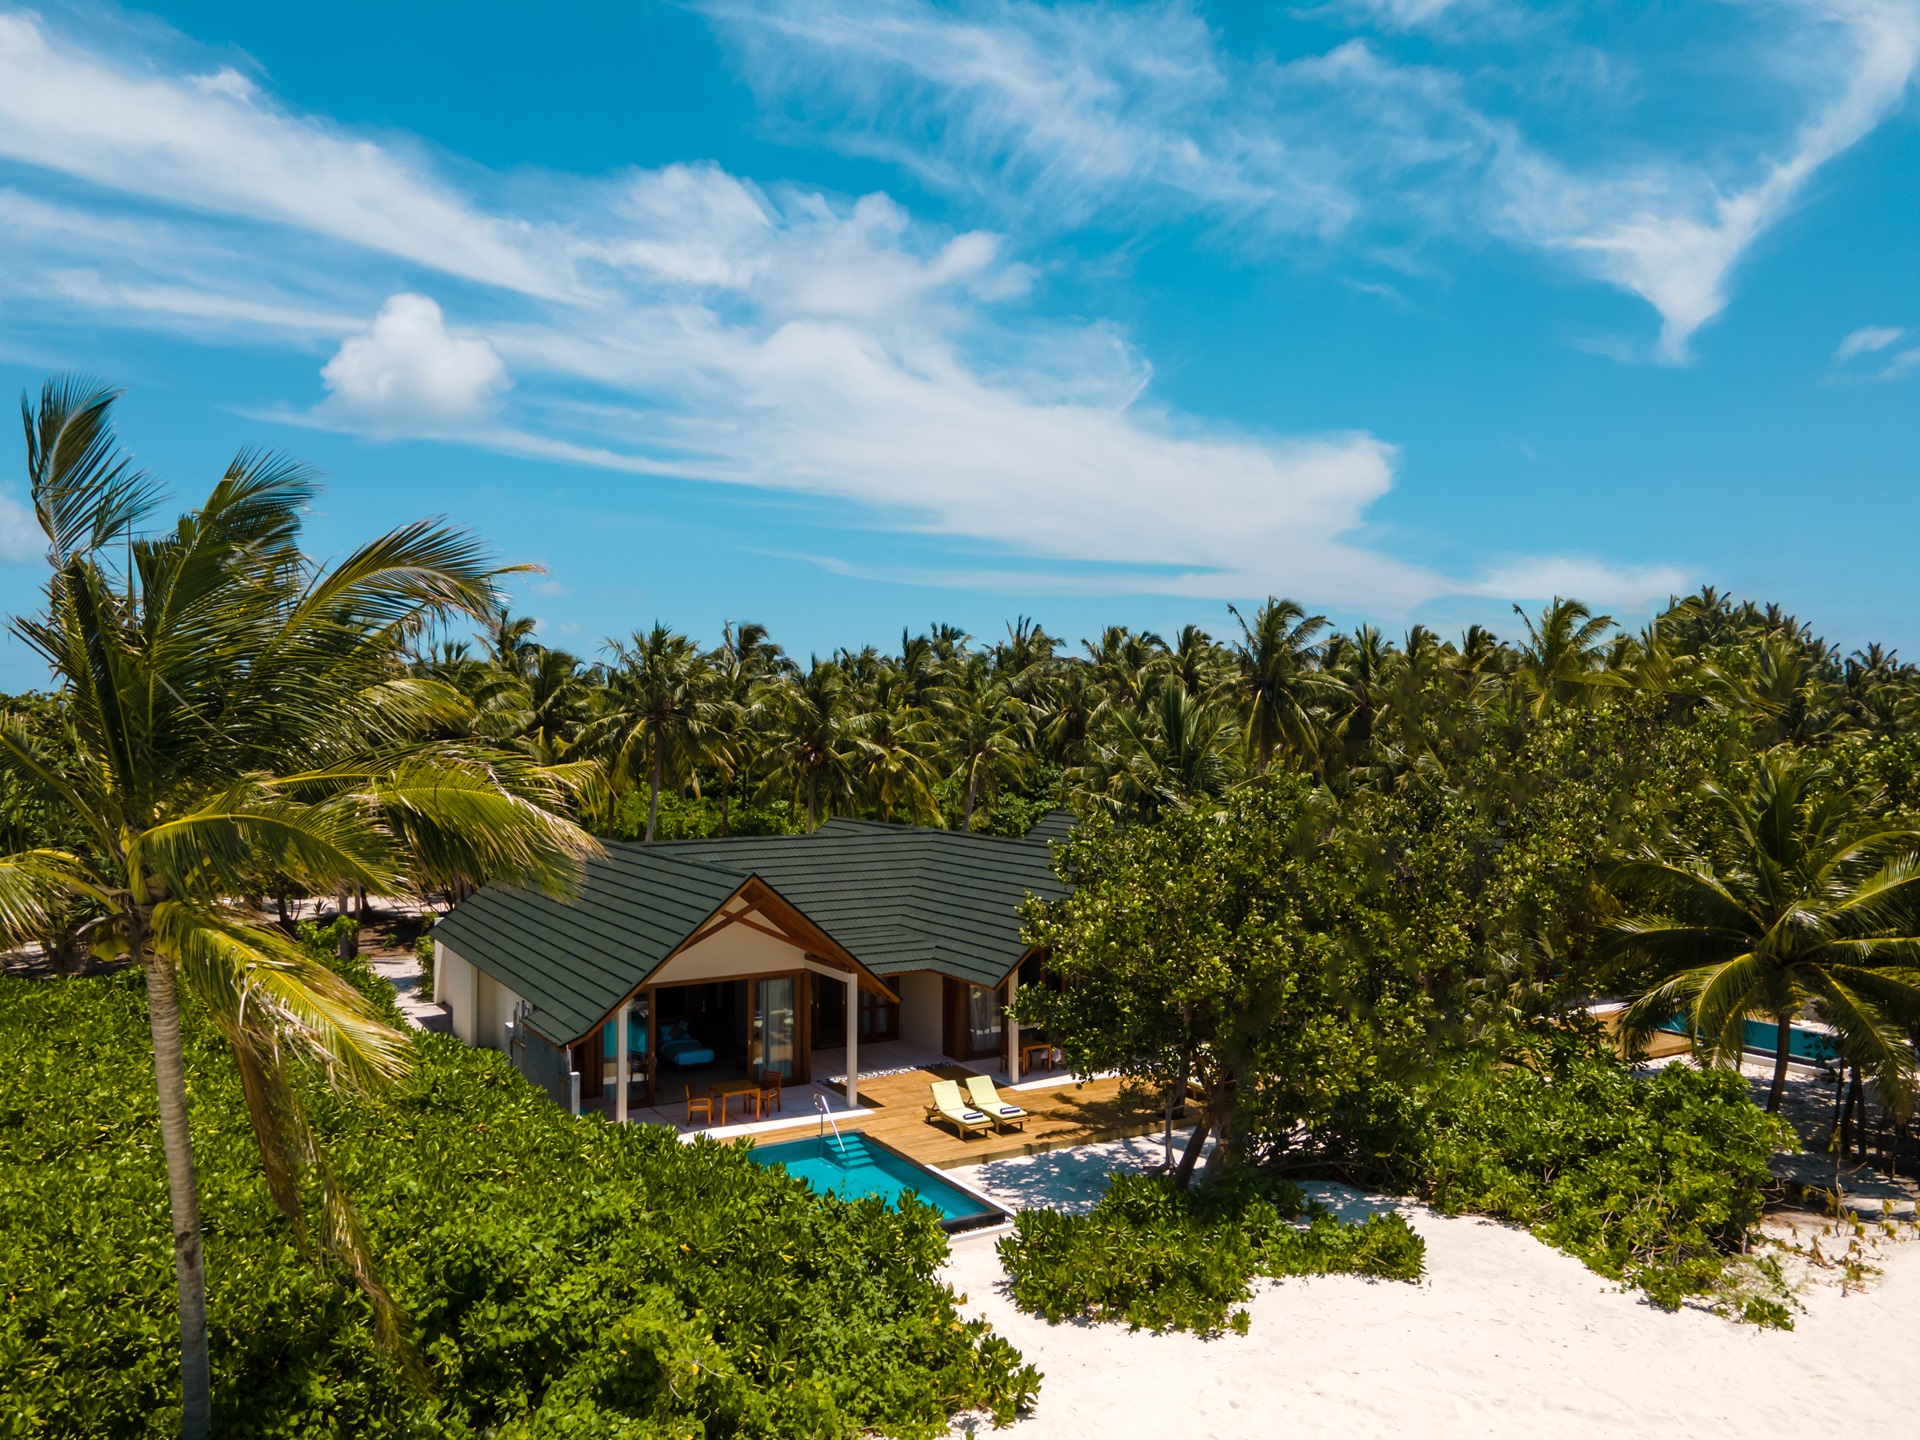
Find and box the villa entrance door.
[749,976,799,1080]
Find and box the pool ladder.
[813,1092,850,1159]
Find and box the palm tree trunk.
[720,781,731,837]
[963,767,977,832]
[142,947,211,1440]
[1767,1016,1793,1113]
[646,743,662,843]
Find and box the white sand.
[940,1140,1920,1438]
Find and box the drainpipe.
[845,969,860,1109]
[616,1002,629,1126]
[1003,970,1019,1081]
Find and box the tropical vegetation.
[8,376,1920,1416]
[998,1171,1424,1336]
[0,965,1038,1437]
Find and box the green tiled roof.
[434,814,1072,1047]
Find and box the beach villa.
[431,813,1074,1131]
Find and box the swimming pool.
[1657,1015,1838,1063]
[748,1133,1010,1233]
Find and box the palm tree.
[1082,626,1165,714]
[760,657,859,831]
[486,643,592,762]
[0,379,596,1438]
[853,670,940,824]
[704,621,784,835]
[1227,597,1337,774]
[940,657,1032,831]
[1512,598,1621,717]
[1606,750,1920,1114]
[589,625,717,842]
[1081,684,1242,820]
[1323,624,1397,775]
[1032,660,1104,770]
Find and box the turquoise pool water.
[1657,1015,1838,1062]
[748,1133,1007,1232]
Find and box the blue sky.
[0,0,1914,684]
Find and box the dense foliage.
[1016,780,1425,1183]
[1395,1041,1794,1319]
[998,1172,1423,1336]
[5,379,1918,1411]
[0,972,1038,1438]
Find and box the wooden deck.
[829,1064,1161,1168]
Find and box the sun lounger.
[963,1075,1028,1132]
[926,1079,993,1139]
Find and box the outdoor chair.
[963,1075,1028,1132]
[757,1069,784,1115]
[925,1079,993,1139]
[684,1085,714,1127]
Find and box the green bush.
[998,1171,1423,1336]
[414,935,435,1004]
[0,972,1038,1437]
[1416,1040,1793,1314]
[292,916,395,1016]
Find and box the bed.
[657,1023,717,1069]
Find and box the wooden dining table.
[1020,1040,1062,1076]
[709,1078,764,1124]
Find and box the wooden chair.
[684,1085,715,1127]
[757,1069,784,1116]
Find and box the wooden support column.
[615,1002,629,1125]
[845,969,860,1109]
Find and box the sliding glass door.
[751,977,796,1079]
[965,984,1001,1054]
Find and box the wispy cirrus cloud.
[1835,324,1905,360]
[1830,323,1919,380]
[703,0,1920,360]
[0,4,1684,609]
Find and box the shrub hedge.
[1413,1040,1793,1315]
[0,971,1038,1437]
[997,1171,1424,1336]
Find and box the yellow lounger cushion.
[964,1075,1026,1117]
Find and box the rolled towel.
[962,1109,988,1121]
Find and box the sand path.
[941,1142,1919,1438]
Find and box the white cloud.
[1498,0,1920,360]
[0,489,40,563]
[1463,554,1689,610]
[0,5,1681,612]
[318,294,511,433]
[703,0,1920,359]
[1835,324,1905,360]
[1878,345,1920,380]
[0,13,569,297]
[1331,0,1480,31]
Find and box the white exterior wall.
[438,943,478,1045]
[648,916,810,986]
[436,942,523,1051]
[897,970,943,1051]
[477,972,527,1052]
